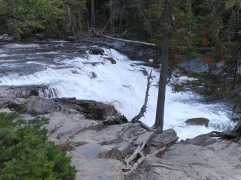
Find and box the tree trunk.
[90,0,95,28]
[153,0,170,132]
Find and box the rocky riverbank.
[0,85,241,179]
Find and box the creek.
[0,40,236,140]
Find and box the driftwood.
[209,119,241,142]
[131,71,154,131]
[123,141,146,174]
[123,141,167,174]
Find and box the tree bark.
[153,0,170,132]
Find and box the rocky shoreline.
[0,85,241,179]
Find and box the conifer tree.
[144,0,198,132]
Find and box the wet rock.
[185,117,209,127]
[89,47,104,55]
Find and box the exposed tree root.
[210,119,241,142]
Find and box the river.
[0,40,236,140]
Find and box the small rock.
[185,117,209,127]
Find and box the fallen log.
[100,35,156,47]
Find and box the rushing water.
[0,40,236,140]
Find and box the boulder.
[185,117,209,127]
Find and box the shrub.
[0,113,76,180]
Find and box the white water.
[0,45,235,140]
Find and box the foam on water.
[3,43,41,48]
[0,47,235,140]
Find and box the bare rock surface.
[127,135,241,180]
[0,85,241,180]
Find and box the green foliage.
[172,83,185,92]
[0,112,76,180]
[0,0,64,38]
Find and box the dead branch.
[132,70,153,122]
[131,71,154,132]
[123,141,146,174]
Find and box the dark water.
[0,40,89,77]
